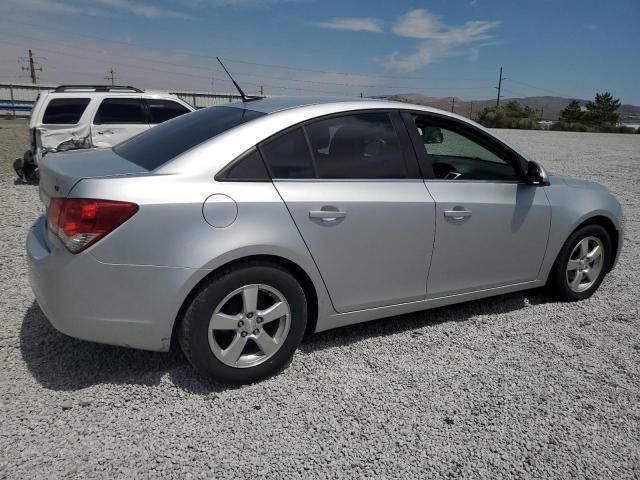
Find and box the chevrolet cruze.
[27,97,624,384]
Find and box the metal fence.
[0,82,245,117]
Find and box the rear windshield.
[42,98,90,124]
[114,106,265,170]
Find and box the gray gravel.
[1,119,639,479]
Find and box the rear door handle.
[309,210,347,222]
[444,209,472,220]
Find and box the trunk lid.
[39,148,149,206]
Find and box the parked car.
[13,85,194,182]
[27,97,623,384]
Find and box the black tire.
[178,261,307,384]
[548,224,611,302]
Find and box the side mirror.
[422,126,444,144]
[527,161,550,186]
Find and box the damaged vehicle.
[14,85,194,183]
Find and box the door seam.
[270,181,339,314]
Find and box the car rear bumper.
[27,215,204,352]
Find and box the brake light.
[47,198,138,253]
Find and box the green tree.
[584,92,621,125]
[559,100,584,123]
[477,101,540,129]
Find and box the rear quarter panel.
[69,174,335,329]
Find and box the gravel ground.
[1,118,639,479]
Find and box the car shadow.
[20,290,550,393]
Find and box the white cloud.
[184,0,306,8]
[313,17,383,33]
[584,24,598,31]
[5,0,111,16]
[384,9,500,71]
[95,0,192,19]
[392,9,499,44]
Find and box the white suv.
[14,85,194,182]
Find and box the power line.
[0,19,496,84]
[0,39,498,97]
[0,20,588,101]
[0,33,495,93]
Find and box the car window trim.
[400,110,528,182]
[257,108,420,181]
[389,110,422,179]
[93,98,148,125]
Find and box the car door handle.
[309,210,347,221]
[444,209,472,220]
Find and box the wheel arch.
[171,254,319,346]
[551,214,619,278]
[572,215,619,272]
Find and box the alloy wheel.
[208,284,291,368]
[565,236,605,293]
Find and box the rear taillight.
[47,198,138,253]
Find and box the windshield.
[114,106,265,170]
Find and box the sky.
[1,0,639,104]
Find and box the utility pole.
[260,85,264,96]
[469,102,473,119]
[495,66,505,107]
[105,67,118,86]
[450,97,455,113]
[21,49,42,84]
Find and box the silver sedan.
[27,97,624,384]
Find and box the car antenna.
[216,57,263,103]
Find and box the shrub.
[477,101,540,130]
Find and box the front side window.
[146,100,190,124]
[306,112,407,179]
[42,98,90,125]
[115,106,265,170]
[260,128,315,179]
[94,98,146,124]
[411,114,518,181]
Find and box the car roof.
[229,95,459,118]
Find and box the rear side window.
[306,112,407,179]
[260,128,315,179]
[146,100,190,124]
[94,99,146,124]
[217,148,270,181]
[42,98,90,125]
[115,106,265,170]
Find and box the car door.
[402,112,551,297]
[91,98,150,147]
[261,111,436,313]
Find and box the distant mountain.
[387,94,640,123]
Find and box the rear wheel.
[548,224,611,301]
[178,262,307,384]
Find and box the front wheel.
[548,224,611,301]
[178,262,307,384]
